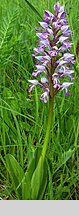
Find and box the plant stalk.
[42,96,54,159]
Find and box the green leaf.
[31,156,48,200]
[38,159,48,200]
[24,0,42,19]
[6,154,24,199]
[19,147,42,200]
[6,148,48,200]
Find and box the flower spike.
[28,2,75,102]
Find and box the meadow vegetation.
[0,0,79,200]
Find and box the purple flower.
[28,80,39,92]
[54,2,60,11]
[28,2,75,103]
[40,90,49,103]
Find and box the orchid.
[27,2,76,199]
[28,2,75,103]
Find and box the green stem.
[42,96,54,159]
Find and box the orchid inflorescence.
[28,2,75,103]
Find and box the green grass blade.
[24,0,42,19]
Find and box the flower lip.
[40,90,49,103]
[64,91,70,96]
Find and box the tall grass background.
[0,0,79,200]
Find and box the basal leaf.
[6,154,24,199]
[18,147,42,200]
[31,156,48,200]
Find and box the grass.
[0,0,79,200]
